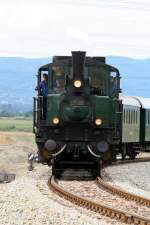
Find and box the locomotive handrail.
[87,145,101,158]
[33,96,45,124]
[52,144,67,157]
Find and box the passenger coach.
[135,96,150,149]
[119,94,150,159]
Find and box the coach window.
[123,109,125,123]
[135,110,137,124]
[130,109,132,124]
[127,109,129,124]
[146,111,148,126]
[124,109,125,123]
[134,109,136,124]
[124,109,126,123]
[137,111,139,125]
[146,112,148,126]
[129,109,131,124]
[125,109,126,123]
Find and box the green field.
[0,117,33,132]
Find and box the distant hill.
[0,56,149,113]
[107,56,150,98]
[0,57,50,113]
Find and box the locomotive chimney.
[72,51,86,82]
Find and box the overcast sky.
[0,0,150,58]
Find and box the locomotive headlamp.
[74,80,82,88]
[52,117,60,125]
[95,118,102,126]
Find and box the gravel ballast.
[103,161,150,199]
[0,166,120,225]
[0,138,150,225]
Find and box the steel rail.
[48,176,150,225]
[97,157,150,207]
[112,157,150,166]
[96,177,150,207]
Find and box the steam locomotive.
[33,51,150,178]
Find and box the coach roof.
[119,94,141,107]
[133,96,150,109]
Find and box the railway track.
[96,157,150,208]
[111,156,150,166]
[48,175,150,225]
[96,176,150,207]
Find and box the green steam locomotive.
[33,51,122,177]
[34,51,122,177]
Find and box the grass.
[0,134,14,144]
[0,117,33,132]
[0,131,35,146]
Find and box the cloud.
[0,0,150,58]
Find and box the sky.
[0,0,150,58]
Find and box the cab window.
[52,66,65,91]
[110,71,118,96]
[91,66,107,95]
